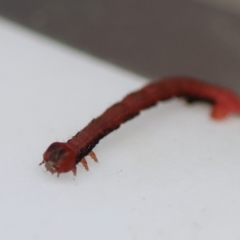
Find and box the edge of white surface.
[0,16,146,83]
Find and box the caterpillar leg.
[78,151,98,172]
[81,158,89,171]
[72,166,77,176]
[88,151,98,162]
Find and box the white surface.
[1,18,240,240]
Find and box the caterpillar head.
[40,142,77,176]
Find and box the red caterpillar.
[40,76,240,176]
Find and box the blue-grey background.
[1,0,240,91]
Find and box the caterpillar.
[39,76,240,177]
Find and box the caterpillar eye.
[50,148,65,161]
[56,149,68,160]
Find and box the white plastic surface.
[1,18,240,240]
